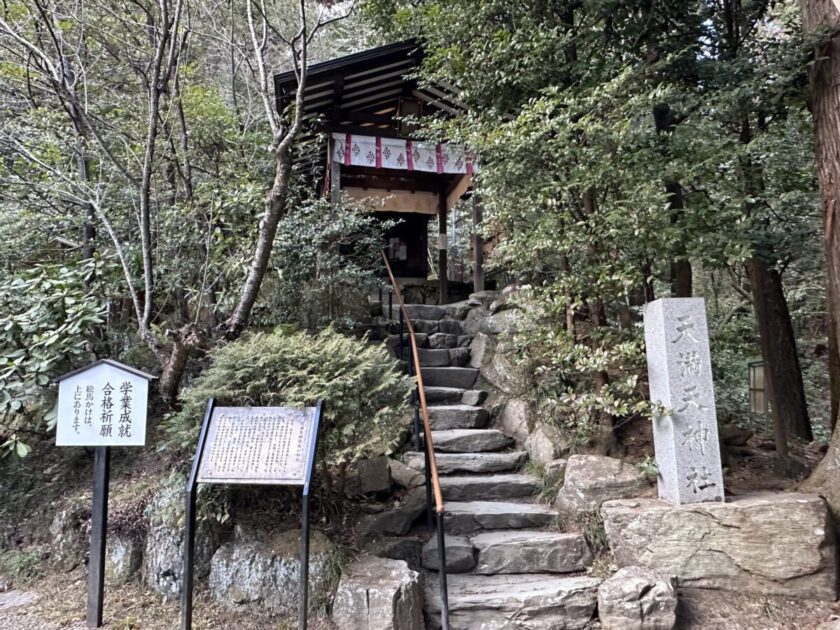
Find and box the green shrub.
[166,327,413,466]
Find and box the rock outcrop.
[601,493,838,600]
[209,528,336,614]
[554,454,650,514]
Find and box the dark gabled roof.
[273,39,465,126]
[55,359,156,383]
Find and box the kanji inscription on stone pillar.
[644,298,724,504]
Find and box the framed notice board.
[182,399,323,630]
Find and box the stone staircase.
[384,302,600,630]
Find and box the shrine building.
[273,40,485,305]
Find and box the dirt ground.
[0,568,337,630]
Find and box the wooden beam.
[438,191,448,305]
[446,174,473,211]
[343,187,439,214]
[340,174,442,194]
[330,141,341,207]
[472,194,484,293]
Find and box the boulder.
[332,556,424,630]
[355,488,426,540]
[480,309,525,335]
[545,459,568,485]
[105,534,142,584]
[422,534,476,573]
[525,422,570,465]
[468,290,500,308]
[372,536,425,572]
[499,399,531,444]
[601,493,838,600]
[445,301,472,320]
[48,497,90,572]
[554,455,649,514]
[143,475,215,600]
[209,528,335,614]
[597,566,677,630]
[358,456,391,494]
[482,340,527,395]
[468,332,493,369]
[389,459,424,489]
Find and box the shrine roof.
[272,39,465,134]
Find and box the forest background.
[1,0,840,511]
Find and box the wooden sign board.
[197,406,319,485]
[56,359,153,447]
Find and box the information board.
[196,406,318,485]
[56,359,152,447]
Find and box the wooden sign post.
[181,400,323,630]
[55,359,154,628]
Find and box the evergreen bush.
[166,327,413,466]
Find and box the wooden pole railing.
[381,252,450,629]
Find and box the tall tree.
[799,0,840,430]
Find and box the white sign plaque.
[56,360,153,447]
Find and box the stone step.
[384,304,447,321]
[422,534,476,573]
[388,333,470,350]
[428,405,489,430]
[422,367,479,389]
[443,501,558,535]
[423,387,466,404]
[440,474,540,501]
[470,530,592,575]
[428,332,471,349]
[406,319,463,336]
[403,451,526,475]
[418,348,452,367]
[424,573,601,630]
[431,429,512,453]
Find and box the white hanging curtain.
[331,132,477,175]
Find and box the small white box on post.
[644,298,724,505]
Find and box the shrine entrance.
[274,40,484,304]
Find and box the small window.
[748,361,768,415]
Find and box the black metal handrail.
[381,252,450,629]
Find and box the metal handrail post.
[436,511,450,630]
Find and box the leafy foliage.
[260,197,393,330]
[365,0,826,445]
[166,327,413,465]
[0,259,108,457]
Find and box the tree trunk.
[747,258,812,444]
[224,146,293,338]
[799,0,840,519]
[800,0,840,431]
[666,182,693,298]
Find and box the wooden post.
[330,141,341,207]
[438,191,448,304]
[472,194,484,293]
[86,446,110,628]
